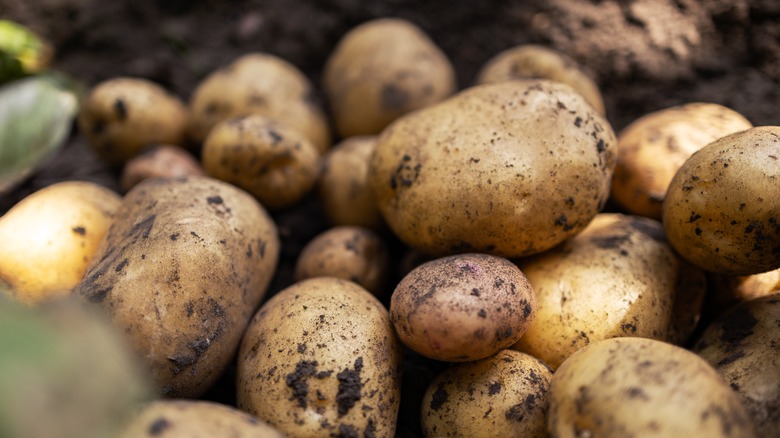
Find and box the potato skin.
[75,176,280,398]
[662,126,780,275]
[237,277,403,438]
[549,337,757,438]
[120,145,205,193]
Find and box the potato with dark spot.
[74,176,279,398]
[390,253,536,362]
[421,349,552,438]
[120,145,205,193]
[549,337,757,438]
[237,277,403,437]
[663,126,780,275]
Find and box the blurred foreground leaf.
[0,20,53,82]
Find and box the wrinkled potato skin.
[324,18,456,137]
[370,80,617,258]
[78,78,188,166]
[421,350,552,438]
[0,181,121,304]
[549,337,757,438]
[75,176,280,398]
[693,293,780,437]
[121,145,205,193]
[612,103,752,219]
[237,278,403,438]
[391,253,536,362]
[475,44,605,115]
[663,126,780,275]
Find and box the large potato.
[75,176,279,398]
[369,79,617,258]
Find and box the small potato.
[663,126,780,275]
[706,268,780,316]
[78,78,188,166]
[549,337,757,438]
[294,226,389,296]
[0,181,121,304]
[390,253,536,362]
[120,145,205,193]
[421,350,552,438]
[202,115,321,210]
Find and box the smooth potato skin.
[75,176,279,398]
[120,145,205,193]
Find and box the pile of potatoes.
[1,16,779,438]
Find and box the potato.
[390,253,536,362]
[202,115,321,210]
[324,18,456,137]
[662,126,780,275]
[78,77,188,166]
[708,268,780,313]
[0,181,121,304]
[369,79,617,258]
[475,44,605,115]
[74,176,279,398]
[693,293,780,437]
[667,259,708,346]
[549,337,757,438]
[612,103,752,219]
[421,350,552,438]
[188,53,330,153]
[120,145,205,193]
[237,277,403,437]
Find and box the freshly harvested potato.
[294,226,390,296]
[324,18,456,137]
[202,115,321,210]
[78,77,188,166]
[120,145,205,193]
[421,349,552,438]
[369,79,617,258]
[390,253,536,362]
[188,53,330,152]
[707,268,780,314]
[663,126,780,275]
[75,176,280,398]
[475,44,605,115]
[0,181,121,304]
[237,277,403,438]
[549,337,757,438]
[612,103,752,219]
[693,293,780,437]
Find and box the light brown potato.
[612,103,752,219]
[120,145,205,193]
[0,181,121,304]
[549,337,757,438]
[237,277,403,438]
[390,253,536,362]
[662,126,780,275]
[475,44,605,115]
[74,176,279,398]
[187,53,330,153]
[324,18,456,137]
[78,78,188,166]
[369,79,617,258]
[421,349,552,438]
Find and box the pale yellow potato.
[0,181,121,304]
[120,145,205,193]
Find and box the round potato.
[324,18,456,137]
[662,126,780,275]
[390,253,536,362]
[120,145,205,193]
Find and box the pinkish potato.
[120,145,204,193]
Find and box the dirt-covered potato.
[421,349,552,438]
[612,103,752,219]
[120,145,205,193]
[318,136,383,229]
[294,226,389,296]
[549,337,757,438]
[390,253,536,362]
[75,176,280,398]
[369,79,617,258]
[78,77,188,166]
[202,115,321,210]
[187,53,330,152]
[475,44,605,115]
[0,181,121,304]
[693,293,780,437]
[237,277,403,437]
[663,126,780,275]
[324,18,456,137]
